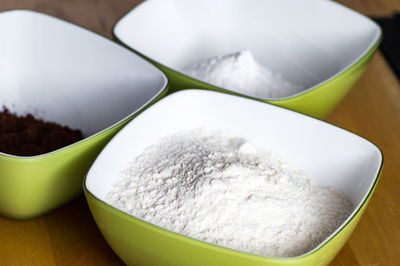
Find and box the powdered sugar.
[106,129,353,258]
[183,50,302,98]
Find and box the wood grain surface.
[0,0,399,265]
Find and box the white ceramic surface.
[114,0,381,99]
[0,10,168,139]
[86,89,382,255]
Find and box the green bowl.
[84,90,383,265]
[0,10,168,220]
[113,0,382,119]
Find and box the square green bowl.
[0,10,168,220]
[113,0,381,119]
[84,89,383,266]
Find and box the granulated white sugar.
[183,50,302,98]
[106,129,353,258]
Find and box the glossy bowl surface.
[85,90,383,266]
[0,10,168,219]
[113,0,381,119]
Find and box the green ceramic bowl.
[113,0,381,119]
[84,90,383,266]
[0,10,168,220]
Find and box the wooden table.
[0,1,399,265]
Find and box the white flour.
[183,50,302,98]
[107,129,353,258]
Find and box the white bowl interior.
[0,10,167,137]
[114,0,380,98]
[86,89,382,255]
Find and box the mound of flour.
[107,129,353,257]
[183,50,302,98]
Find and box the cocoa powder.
[0,108,83,156]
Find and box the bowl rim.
[112,0,382,101]
[0,9,169,160]
[84,89,384,261]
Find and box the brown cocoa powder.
[0,108,83,156]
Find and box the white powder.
[107,129,353,258]
[183,50,303,98]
